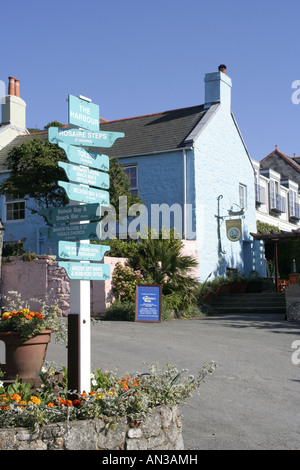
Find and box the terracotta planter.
[0,330,51,380]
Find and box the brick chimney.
[204,64,232,110]
[1,76,26,129]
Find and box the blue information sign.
[48,126,124,148]
[58,161,109,189]
[135,284,162,323]
[58,143,109,171]
[58,181,109,205]
[59,241,110,261]
[59,261,111,280]
[68,94,100,131]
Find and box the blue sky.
[1,0,299,162]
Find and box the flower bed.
[0,362,216,450]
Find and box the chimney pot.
[15,79,20,97]
[218,64,227,74]
[8,76,15,95]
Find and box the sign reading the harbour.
[58,161,109,189]
[59,241,110,261]
[58,181,109,205]
[40,221,101,242]
[40,203,101,225]
[68,94,100,131]
[48,126,124,148]
[135,285,162,323]
[58,261,111,280]
[58,143,109,171]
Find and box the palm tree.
[128,234,199,312]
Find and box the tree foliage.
[128,230,199,312]
[108,157,142,220]
[0,138,143,221]
[0,138,69,213]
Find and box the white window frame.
[239,184,246,211]
[5,194,25,222]
[123,164,138,195]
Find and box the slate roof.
[98,104,208,158]
[0,104,209,170]
[260,149,300,186]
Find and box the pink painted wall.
[1,255,126,317]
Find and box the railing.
[289,201,300,219]
[270,193,286,213]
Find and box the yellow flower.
[2,312,11,319]
[29,396,41,405]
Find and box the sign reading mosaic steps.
[40,94,124,394]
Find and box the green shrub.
[105,298,173,322]
[105,301,135,321]
[111,262,146,302]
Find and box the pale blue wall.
[192,101,263,280]
[0,172,56,255]
[119,151,189,237]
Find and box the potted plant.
[0,291,67,381]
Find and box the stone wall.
[0,255,126,317]
[0,405,184,451]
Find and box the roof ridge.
[260,148,300,173]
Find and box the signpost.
[39,203,101,225]
[58,181,110,205]
[135,284,162,323]
[58,143,109,171]
[41,93,124,394]
[59,241,110,261]
[40,221,101,242]
[48,126,124,148]
[58,161,109,189]
[58,261,111,280]
[68,94,100,131]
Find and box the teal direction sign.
[39,203,101,225]
[135,285,162,323]
[58,143,109,171]
[59,261,111,280]
[58,181,109,205]
[58,162,109,189]
[48,127,124,148]
[68,94,100,131]
[59,241,110,261]
[40,221,101,242]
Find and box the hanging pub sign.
[135,284,162,323]
[226,218,242,242]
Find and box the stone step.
[209,293,286,315]
[211,305,286,314]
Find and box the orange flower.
[63,399,73,407]
[47,402,54,408]
[10,393,21,402]
[72,399,81,407]
[19,401,27,409]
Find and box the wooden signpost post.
[42,94,124,393]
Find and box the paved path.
[47,313,300,450]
